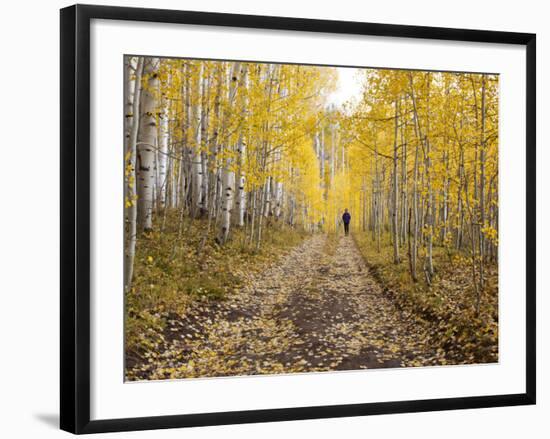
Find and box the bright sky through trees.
[327,67,363,108]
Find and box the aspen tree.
[137,57,159,232]
[392,98,400,264]
[124,56,144,291]
[218,62,241,244]
[191,64,204,218]
[233,65,248,227]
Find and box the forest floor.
[126,233,473,381]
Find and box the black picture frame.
[60,4,536,434]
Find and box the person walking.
[342,209,351,236]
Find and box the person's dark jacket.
[342,212,351,224]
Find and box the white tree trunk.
[392,99,400,264]
[124,57,137,150]
[218,62,241,243]
[233,65,248,227]
[200,73,210,214]
[191,65,204,217]
[263,176,272,218]
[137,57,159,232]
[219,169,235,244]
[158,102,169,208]
[124,56,143,291]
[235,172,246,226]
[274,182,283,219]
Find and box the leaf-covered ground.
[126,234,484,381]
[354,233,498,365]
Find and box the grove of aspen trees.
[124,56,498,380]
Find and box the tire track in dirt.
[270,235,439,371]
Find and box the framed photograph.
[60,4,536,434]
